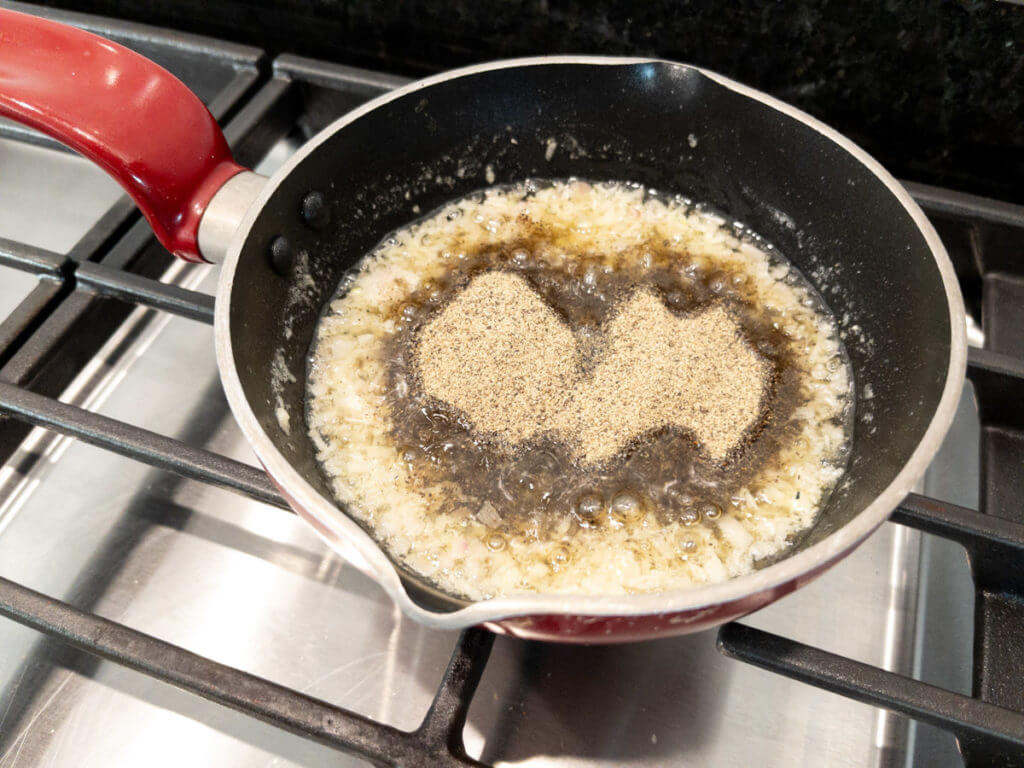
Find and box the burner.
[0,4,1022,766]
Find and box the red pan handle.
[0,9,248,262]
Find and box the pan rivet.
[269,236,293,275]
[301,192,329,229]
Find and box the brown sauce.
[381,223,810,539]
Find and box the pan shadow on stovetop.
[0,371,454,766]
[465,632,731,763]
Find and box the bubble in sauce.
[699,501,722,520]
[574,492,605,525]
[680,507,702,526]
[610,491,643,524]
[549,545,570,569]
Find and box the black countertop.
[31,0,1024,203]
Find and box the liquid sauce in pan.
[306,180,853,599]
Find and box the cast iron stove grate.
[1,12,1024,765]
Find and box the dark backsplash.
[38,0,1024,203]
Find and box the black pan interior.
[227,61,953,612]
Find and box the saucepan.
[0,9,965,642]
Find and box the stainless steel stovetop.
[0,8,987,767]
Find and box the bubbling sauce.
[306,180,853,599]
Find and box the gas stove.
[0,5,1022,766]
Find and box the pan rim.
[214,55,968,628]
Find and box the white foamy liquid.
[307,180,852,599]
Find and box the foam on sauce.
[306,180,853,599]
